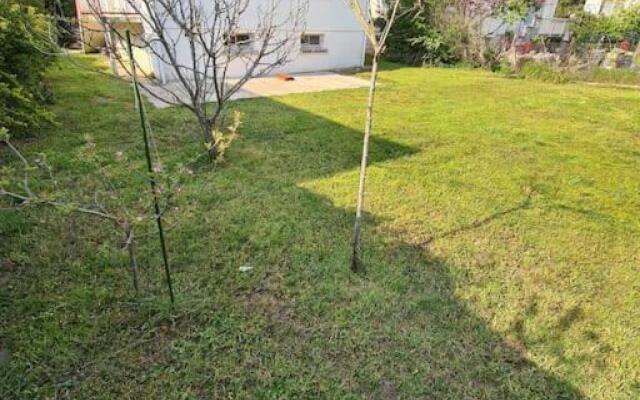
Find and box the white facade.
[77,0,368,82]
[584,0,640,15]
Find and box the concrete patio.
[142,72,370,109]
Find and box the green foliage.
[494,0,537,23]
[616,5,640,42]
[483,46,506,71]
[518,61,571,83]
[386,4,458,65]
[555,0,584,18]
[571,6,640,46]
[0,2,57,135]
[386,0,536,67]
[0,126,10,141]
[0,71,55,133]
[24,0,78,46]
[7,0,76,16]
[0,3,57,98]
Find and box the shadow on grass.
[419,188,535,246]
[141,96,586,399]
[1,63,585,399]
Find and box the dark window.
[301,34,321,46]
[301,34,325,52]
[226,33,253,49]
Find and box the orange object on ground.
[276,73,295,81]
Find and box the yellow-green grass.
[514,62,640,86]
[1,55,639,399]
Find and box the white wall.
[274,31,367,74]
[584,0,604,14]
[150,0,368,82]
[482,17,519,37]
[538,0,558,19]
[584,0,640,15]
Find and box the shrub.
[556,0,584,18]
[0,71,55,132]
[0,3,57,135]
[572,6,640,48]
[386,3,458,66]
[386,0,536,68]
[15,0,78,46]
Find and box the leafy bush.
[572,6,640,47]
[16,0,78,46]
[0,3,57,135]
[386,5,458,66]
[386,0,536,67]
[0,71,55,132]
[556,0,584,18]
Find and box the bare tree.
[81,0,307,160]
[0,125,190,300]
[348,0,400,272]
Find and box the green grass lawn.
[1,55,640,399]
[512,62,640,86]
[576,67,640,86]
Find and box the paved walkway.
[142,72,370,109]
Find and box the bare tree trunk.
[351,54,380,272]
[199,118,217,161]
[207,110,225,161]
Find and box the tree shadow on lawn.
[140,97,587,399]
[1,77,585,398]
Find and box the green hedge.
[572,6,640,46]
[385,0,536,67]
[386,3,458,66]
[0,3,57,135]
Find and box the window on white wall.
[225,32,253,52]
[300,34,326,53]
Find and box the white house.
[584,0,640,15]
[76,0,369,82]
